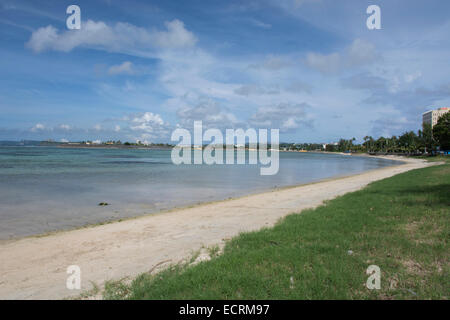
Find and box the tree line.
[281,113,450,154]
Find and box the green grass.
[414,155,450,164]
[104,163,450,300]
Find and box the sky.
[0,0,449,144]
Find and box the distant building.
[422,107,449,128]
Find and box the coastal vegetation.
[282,117,449,154]
[103,159,449,300]
[280,115,450,154]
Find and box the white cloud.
[306,52,341,74]
[249,103,311,132]
[249,18,272,29]
[30,123,46,132]
[176,99,241,129]
[108,61,134,75]
[58,124,71,130]
[125,112,170,136]
[26,19,197,54]
[26,25,58,53]
[153,20,198,49]
[347,39,378,67]
[305,39,379,74]
[131,112,164,126]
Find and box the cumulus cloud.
[306,52,340,74]
[58,124,71,130]
[25,25,58,53]
[30,123,46,132]
[129,112,165,131]
[119,112,172,142]
[176,99,241,129]
[305,39,379,74]
[249,103,311,132]
[26,19,197,54]
[347,39,378,66]
[108,61,134,75]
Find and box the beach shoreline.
[0,155,436,299]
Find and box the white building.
[422,107,449,128]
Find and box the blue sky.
[1,0,449,143]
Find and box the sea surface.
[0,146,401,239]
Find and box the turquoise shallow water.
[0,146,400,239]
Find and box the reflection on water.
[0,146,400,239]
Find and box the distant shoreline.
[56,144,172,150]
[0,143,441,157]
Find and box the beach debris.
[406,289,417,296]
[98,202,109,206]
[347,250,354,255]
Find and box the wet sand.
[0,156,435,299]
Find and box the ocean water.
[0,146,400,240]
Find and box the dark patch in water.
[0,152,45,157]
[63,152,89,155]
[100,161,167,165]
[100,154,139,159]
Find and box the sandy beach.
[0,156,435,299]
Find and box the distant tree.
[326,144,336,152]
[337,138,355,152]
[375,136,387,152]
[418,123,435,153]
[363,136,375,152]
[398,131,418,153]
[433,112,450,150]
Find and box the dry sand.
[0,156,435,299]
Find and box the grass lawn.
[104,160,449,300]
